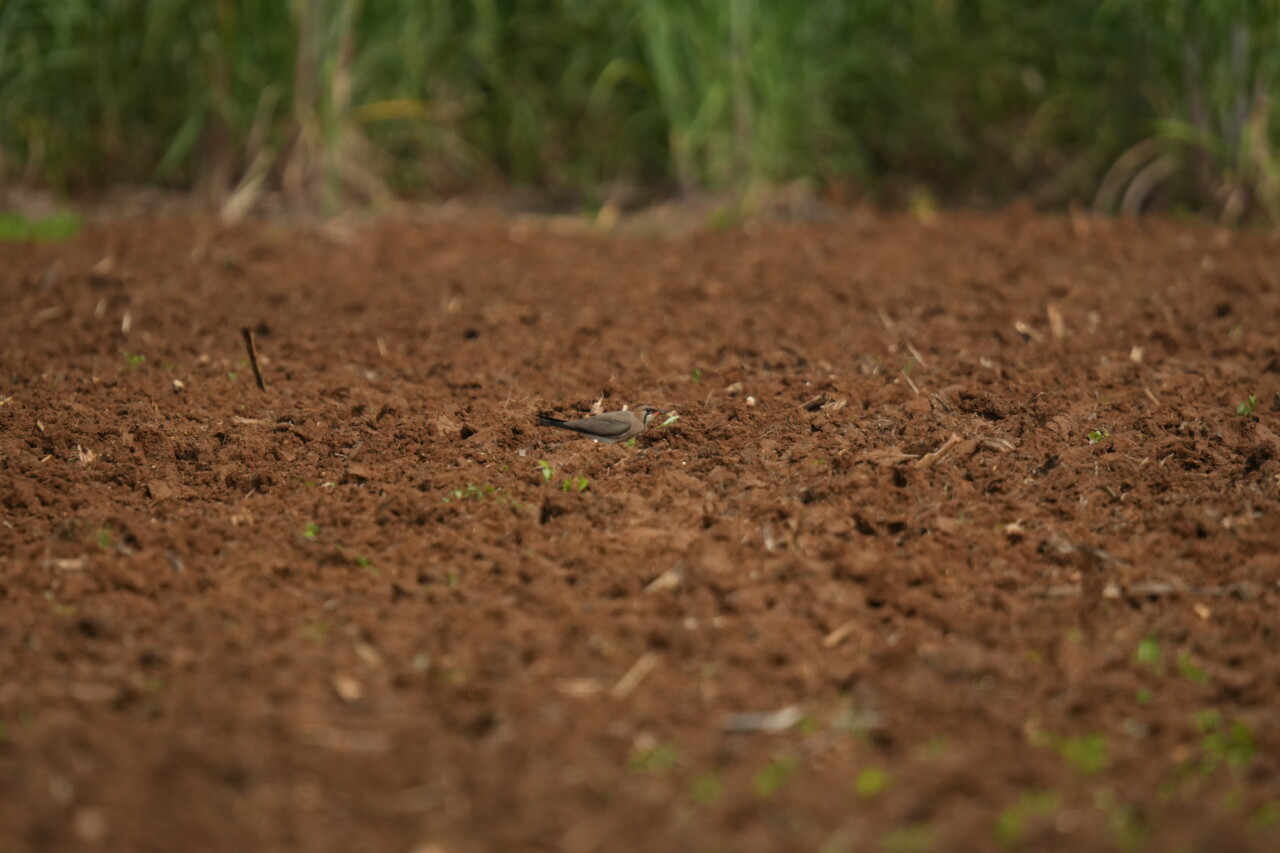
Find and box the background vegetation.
[1,0,1278,220]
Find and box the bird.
[536,405,665,445]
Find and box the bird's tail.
[536,415,567,428]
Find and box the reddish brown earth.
[2,210,1280,852]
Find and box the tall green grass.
[1,0,1278,220]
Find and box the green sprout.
[536,460,554,481]
[880,823,935,853]
[1135,637,1162,670]
[921,735,950,759]
[1087,429,1110,444]
[994,792,1060,849]
[690,771,723,805]
[1201,719,1256,770]
[299,620,329,642]
[302,522,320,540]
[1057,733,1110,776]
[443,483,497,502]
[121,351,146,369]
[1192,709,1223,733]
[1177,651,1209,685]
[690,367,704,382]
[628,742,680,774]
[560,475,590,492]
[753,755,799,798]
[96,527,113,549]
[1251,802,1280,829]
[1236,395,1257,417]
[855,766,891,798]
[0,211,82,242]
[1101,797,1146,853]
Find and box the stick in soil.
[240,327,267,391]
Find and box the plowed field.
[3,210,1279,852]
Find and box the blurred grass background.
[1,0,1278,221]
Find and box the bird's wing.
[572,411,637,437]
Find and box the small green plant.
[443,483,497,503]
[441,483,521,508]
[880,823,935,853]
[628,742,680,774]
[753,755,799,798]
[1103,799,1146,853]
[1236,395,1258,417]
[625,437,638,448]
[706,205,742,232]
[1177,651,1209,685]
[690,771,723,805]
[0,212,83,242]
[121,351,147,370]
[435,667,465,685]
[1135,688,1153,706]
[690,367,704,382]
[1251,801,1280,829]
[920,735,950,759]
[536,460,554,481]
[299,620,329,642]
[560,475,590,492]
[660,413,681,428]
[302,522,320,540]
[445,570,459,589]
[138,675,165,694]
[1135,637,1162,670]
[96,527,113,549]
[855,766,891,798]
[994,791,1061,849]
[1057,733,1110,776]
[1201,719,1256,770]
[1087,429,1110,444]
[1031,723,1109,777]
[1192,709,1223,733]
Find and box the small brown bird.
[536,405,665,445]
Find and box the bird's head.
[639,405,666,426]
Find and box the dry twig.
[240,327,267,391]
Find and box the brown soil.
[3,209,1280,853]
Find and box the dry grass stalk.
[610,652,660,700]
[915,433,962,469]
[240,327,267,391]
